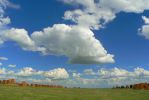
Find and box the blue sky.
[0,0,149,88]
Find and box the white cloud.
[0,0,114,64]
[31,24,114,64]
[8,64,16,68]
[2,28,45,52]
[138,16,149,39]
[61,0,149,31]
[99,0,149,13]
[98,67,130,79]
[142,16,149,24]
[16,67,35,77]
[98,67,149,79]
[0,0,12,28]
[0,68,6,74]
[63,8,115,30]
[1,0,149,65]
[0,16,10,26]
[139,25,149,39]
[15,67,69,80]
[72,73,81,78]
[0,57,8,60]
[62,0,149,13]
[67,67,149,87]
[16,67,43,77]
[57,0,149,63]
[43,68,69,79]
[0,66,149,87]
[0,0,11,44]
[134,67,149,76]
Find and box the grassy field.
[0,85,149,100]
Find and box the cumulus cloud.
[139,16,149,39]
[62,0,116,30]
[66,67,149,87]
[0,67,69,82]
[99,0,149,13]
[0,0,20,45]
[0,0,11,44]
[0,0,16,30]
[0,0,114,64]
[4,28,35,50]
[33,0,149,64]
[16,67,35,77]
[15,67,69,80]
[0,23,114,64]
[31,24,114,64]
[61,0,149,30]
[0,57,8,60]
[98,67,130,79]
[1,0,149,64]
[72,73,81,78]
[0,66,149,87]
[62,0,149,13]
[1,28,45,52]
[98,67,149,79]
[43,68,69,79]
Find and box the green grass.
[0,85,148,100]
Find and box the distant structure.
[114,83,149,90]
[133,83,149,90]
[0,79,16,85]
[0,78,64,88]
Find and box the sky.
[0,0,149,88]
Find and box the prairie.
[0,85,149,100]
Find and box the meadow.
[0,85,149,100]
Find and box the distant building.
[133,83,149,90]
[0,78,64,88]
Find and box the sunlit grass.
[0,85,148,100]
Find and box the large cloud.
[1,0,149,64]
[0,0,114,64]
[62,0,149,31]
[31,24,114,64]
[0,24,115,64]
